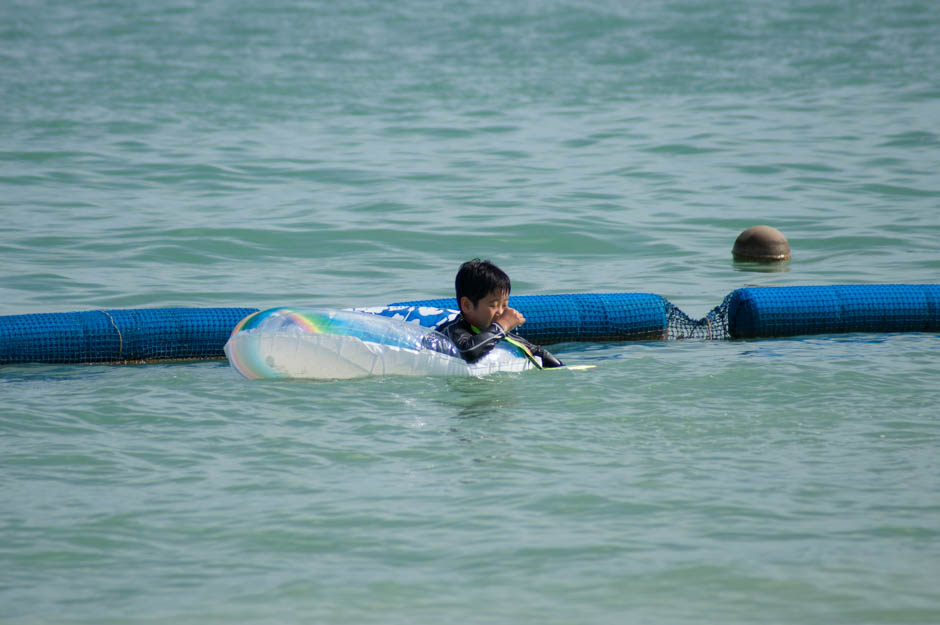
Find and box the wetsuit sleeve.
[445,321,507,363]
[535,346,564,368]
[508,333,565,368]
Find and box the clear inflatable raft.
[224,307,535,380]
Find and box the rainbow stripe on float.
[226,308,333,379]
[230,307,327,336]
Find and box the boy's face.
[460,290,509,330]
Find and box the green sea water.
[2,1,939,623]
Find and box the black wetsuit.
[435,315,564,368]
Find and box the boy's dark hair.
[455,259,511,305]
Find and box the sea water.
[2,1,939,623]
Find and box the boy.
[435,259,564,368]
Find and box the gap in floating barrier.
[665,295,732,341]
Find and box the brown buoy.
[732,225,791,262]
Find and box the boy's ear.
[458,296,473,315]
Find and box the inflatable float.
[224,307,537,379]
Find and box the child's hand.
[495,307,525,332]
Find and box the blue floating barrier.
[0,308,258,364]
[728,284,940,338]
[0,285,936,365]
